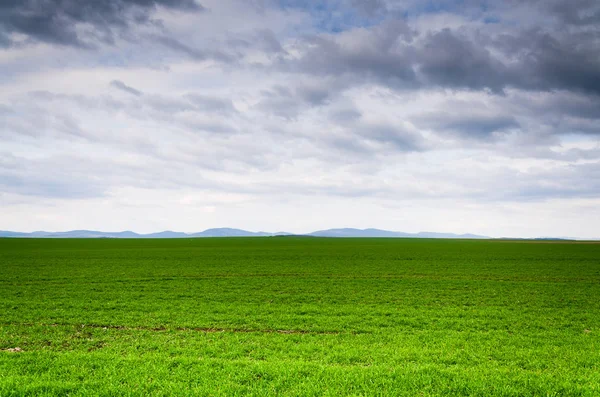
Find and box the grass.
[1,237,599,396]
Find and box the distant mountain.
[190,228,269,237]
[0,231,30,237]
[309,228,489,239]
[144,231,188,238]
[0,228,292,238]
[0,228,488,239]
[414,232,489,239]
[309,228,411,238]
[193,228,295,237]
[0,230,143,238]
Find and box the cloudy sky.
[1,0,599,238]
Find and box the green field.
[1,237,599,396]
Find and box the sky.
[1,0,599,238]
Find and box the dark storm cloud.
[0,0,203,48]
[110,80,143,96]
[416,29,509,93]
[502,30,600,96]
[286,5,600,96]
[293,19,417,87]
[289,25,505,91]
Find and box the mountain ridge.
[0,227,490,239]
[3,228,593,240]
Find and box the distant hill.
[3,229,590,239]
[413,231,489,239]
[190,228,271,237]
[309,228,411,238]
[143,231,189,238]
[0,231,30,237]
[0,228,492,239]
[309,228,489,239]
[0,228,292,238]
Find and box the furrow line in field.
[0,322,342,335]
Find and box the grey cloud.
[288,28,488,91]
[510,0,600,26]
[558,148,600,162]
[296,85,331,106]
[328,107,362,124]
[142,95,195,113]
[4,0,600,226]
[0,173,102,199]
[350,0,388,16]
[152,35,234,62]
[294,19,416,87]
[255,29,285,53]
[2,90,244,155]
[1,98,92,141]
[359,123,424,151]
[549,0,600,26]
[185,94,237,114]
[0,136,276,200]
[0,146,385,201]
[0,153,108,198]
[503,91,600,139]
[487,29,600,96]
[221,29,288,57]
[0,104,11,114]
[24,88,233,115]
[110,80,143,96]
[514,145,600,163]
[416,29,509,93]
[324,135,373,155]
[400,154,600,203]
[28,89,239,120]
[0,31,10,47]
[135,94,240,135]
[535,93,600,121]
[506,161,600,202]
[256,96,303,120]
[180,118,238,134]
[285,14,600,96]
[27,90,125,111]
[318,121,425,156]
[256,81,338,119]
[415,111,520,138]
[556,118,600,136]
[0,0,204,48]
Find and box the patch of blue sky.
[401,0,496,21]
[277,0,385,33]
[278,0,500,32]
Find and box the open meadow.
[1,237,599,396]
